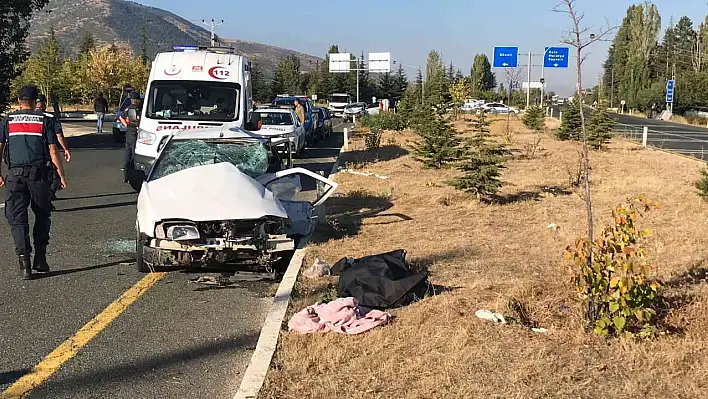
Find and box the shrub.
[588,98,614,149]
[566,195,663,339]
[695,164,708,200]
[523,104,545,132]
[556,98,582,141]
[360,112,404,132]
[364,127,382,150]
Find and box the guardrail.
[614,122,708,161]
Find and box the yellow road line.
[1,272,166,399]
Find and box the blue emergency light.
[173,45,199,51]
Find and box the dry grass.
[262,117,708,399]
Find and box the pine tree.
[424,50,447,107]
[410,107,461,169]
[79,29,96,56]
[696,164,708,200]
[448,112,508,199]
[392,65,408,103]
[556,97,582,140]
[588,95,614,149]
[523,104,545,132]
[470,54,496,98]
[251,63,268,102]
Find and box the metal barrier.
[614,122,708,161]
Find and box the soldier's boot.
[33,247,50,273]
[19,255,33,280]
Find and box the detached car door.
[257,167,338,237]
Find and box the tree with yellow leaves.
[449,78,471,120]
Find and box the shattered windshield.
[146,80,241,122]
[150,139,269,181]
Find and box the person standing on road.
[36,95,71,208]
[119,91,142,183]
[294,99,305,125]
[0,85,67,280]
[94,92,108,133]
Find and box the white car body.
[342,102,367,121]
[328,93,352,117]
[134,46,256,176]
[136,126,337,273]
[478,102,520,115]
[252,107,306,154]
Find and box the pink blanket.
[288,297,391,335]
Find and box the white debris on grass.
[302,258,331,278]
[337,167,390,180]
[547,223,559,231]
[531,327,548,334]
[475,309,507,324]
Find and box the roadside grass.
[262,117,708,399]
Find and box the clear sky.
[136,0,707,96]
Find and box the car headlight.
[138,129,157,145]
[166,225,200,241]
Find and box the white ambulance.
[133,46,258,183]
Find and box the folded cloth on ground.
[288,297,391,335]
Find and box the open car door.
[257,167,338,237]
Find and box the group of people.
[0,83,143,280]
[0,85,69,280]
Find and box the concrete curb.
[233,130,348,399]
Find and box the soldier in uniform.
[119,91,142,183]
[36,95,71,208]
[0,86,67,280]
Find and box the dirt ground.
[261,115,708,399]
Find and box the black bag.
[335,249,429,310]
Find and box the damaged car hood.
[138,162,289,227]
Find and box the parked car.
[135,126,338,277]
[342,102,367,122]
[253,106,306,155]
[366,103,381,116]
[478,102,520,115]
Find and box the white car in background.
[253,107,306,154]
[478,102,520,115]
[460,100,484,112]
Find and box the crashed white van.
[135,126,337,277]
[133,46,259,190]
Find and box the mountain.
[28,0,322,75]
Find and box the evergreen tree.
[470,54,496,98]
[410,107,461,169]
[391,65,408,103]
[588,93,614,149]
[523,104,545,132]
[79,29,96,56]
[0,0,50,110]
[376,72,395,101]
[139,25,150,64]
[448,112,508,199]
[272,55,301,96]
[251,63,268,102]
[447,62,455,84]
[424,50,447,107]
[695,164,708,200]
[556,97,582,141]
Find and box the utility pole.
[202,19,224,47]
[526,51,532,109]
[670,63,676,114]
[610,68,614,109]
[356,55,360,103]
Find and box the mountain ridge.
[28,0,322,75]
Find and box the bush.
[588,99,614,149]
[410,107,461,169]
[556,98,582,141]
[522,104,545,132]
[695,164,708,200]
[364,127,382,150]
[566,195,663,339]
[360,112,404,132]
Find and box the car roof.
[255,108,295,114]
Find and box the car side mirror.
[246,112,261,131]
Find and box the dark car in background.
[316,107,333,139]
[272,95,315,140]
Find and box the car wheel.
[136,230,151,273]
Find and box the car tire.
[136,230,151,273]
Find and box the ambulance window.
[146,80,241,122]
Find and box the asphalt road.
[0,123,346,398]
[549,105,708,160]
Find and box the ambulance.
[132,46,259,186]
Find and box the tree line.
[603,1,708,113]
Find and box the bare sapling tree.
[554,0,617,251]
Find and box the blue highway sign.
[666,79,675,103]
[493,46,519,68]
[544,47,569,68]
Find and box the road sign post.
[666,79,675,114]
[493,46,519,68]
[540,47,569,108]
